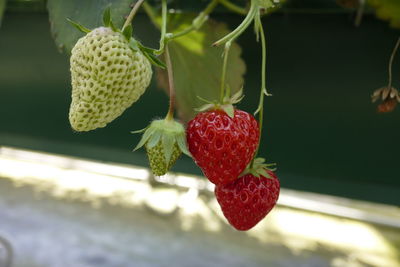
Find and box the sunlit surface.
[0,146,399,267]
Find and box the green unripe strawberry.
[134,119,191,176]
[69,26,152,131]
[146,142,181,176]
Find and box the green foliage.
[157,14,246,122]
[0,0,6,27]
[47,0,132,53]
[369,0,400,28]
[66,18,91,33]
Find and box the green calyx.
[133,119,191,175]
[241,157,276,179]
[196,88,244,118]
[67,6,166,69]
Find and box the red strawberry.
[186,109,259,185]
[215,169,280,231]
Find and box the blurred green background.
[0,0,399,205]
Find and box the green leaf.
[369,0,400,28]
[122,24,133,40]
[156,14,246,122]
[103,5,111,27]
[0,0,6,28]
[47,0,132,53]
[66,18,91,34]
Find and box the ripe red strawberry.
[186,108,259,185]
[215,169,280,231]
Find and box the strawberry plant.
[45,0,283,231]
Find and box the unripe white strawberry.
[69,27,152,131]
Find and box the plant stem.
[165,44,176,121]
[122,0,145,31]
[171,0,219,39]
[143,0,220,52]
[388,37,400,90]
[155,0,175,120]
[220,42,232,103]
[354,0,365,27]
[157,0,168,55]
[251,12,268,167]
[218,0,248,15]
[213,0,257,46]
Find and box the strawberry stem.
[158,0,175,121]
[251,12,268,168]
[165,44,176,121]
[213,0,257,46]
[388,37,400,90]
[153,0,219,55]
[122,0,145,32]
[219,0,248,15]
[157,0,168,55]
[220,42,232,103]
[170,0,219,40]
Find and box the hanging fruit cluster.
[67,0,280,231]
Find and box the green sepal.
[142,50,167,69]
[103,6,111,27]
[66,18,91,33]
[227,87,244,104]
[137,44,158,54]
[130,127,147,134]
[176,134,191,157]
[122,24,133,41]
[241,157,277,179]
[194,88,244,117]
[222,104,235,118]
[133,126,156,151]
[109,20,118,32]
[147,130,162,149]
[129,39,140,52]
[133,118,190,163]
[195,103,214,113]
[162,132,175,163]
[102,6,118,32]
[197,95,215,105]
[137,42,167,69]
[257,168,270,178]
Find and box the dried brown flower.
[371,87,400,113]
